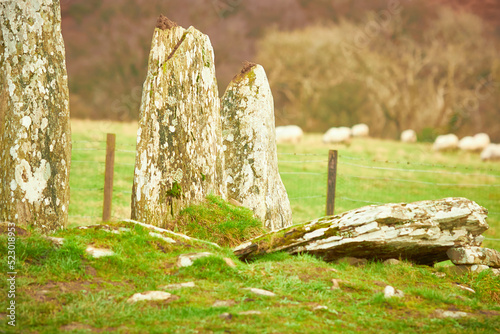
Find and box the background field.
[69,120,500,251]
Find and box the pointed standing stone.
[0,0,71,233]
[221,62,292,231]
[131,16,225,227]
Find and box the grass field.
[69,120,500,250]
[1,119,499,333]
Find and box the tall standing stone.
[0,0,71,233]
[131,16,225,227]
[221,62,292,231]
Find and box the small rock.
[471,264,490,273]
[212,300,236,307]
[47,237,64,246]
[243,288,276,297]
[331,279,342,290]
[432,272,446,278]
[491,268,500,276]
[159,282,196,290]
[85,246,115,258]
[127,291,176,303]
[435,309,468,318]
[384,285,404,298]
[454,283,475,294]
[223,257,237,268]
[177,252,213,267]
[447,247,500,268]
[383,259,401,265]
[313,305,328,311]
[238,310,262,315]
[219,313,233,320]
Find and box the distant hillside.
[61,0,500,137]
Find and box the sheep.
[458,133,491,152]
[400,129,417,143]
[351,123,369,137]
[322,127,351,144]
[480,144,500,161]
[474,133,490,150]
[432,134,459,151]
[275,125,303,144]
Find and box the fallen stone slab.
[127,291,178,303]
[233,198,488,265]
[435,309,469,319]
[447,247,500,268]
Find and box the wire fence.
[68,135,500,246]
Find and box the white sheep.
[474,133,490,150]
[480,144,500,161]
[322,127,351,144]
[351,123,369,137]
[275,125,303,144]
[458,133,491,152]
[400,129,417,143]
[432,134,459,151]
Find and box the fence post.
[326,150,338,216]
[102,133,116,221]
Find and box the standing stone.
[221,62,292,231]
[131,16,225,227]
[0,0,71,233]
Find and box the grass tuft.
[168,194,266,247]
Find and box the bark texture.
[131,23,225,227]
[0,0,71,233]
[234,197,488,265]
[221,63,292,231]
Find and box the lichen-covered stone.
[221,63,292,231]
[234,197,488,265]
[0,0,71,233]
[131,19,225,227]
[447,247,500,268]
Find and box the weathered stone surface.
[159,282,196,290]
[131,17,225,227]
[0,0,71,233]
[447,247,500,268]
[221,63,292,231]
[234,198,488,265]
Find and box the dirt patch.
[156,14,177,30]
[60,322,114,333]
[297,267,333,282]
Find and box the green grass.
[29,119,498,332]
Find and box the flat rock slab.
[447,247,500,268]
[234,198,488,265]
[127,291,178,303]
[243,288,276,297]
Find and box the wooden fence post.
[326,150,338,216]
[102,133,116,221]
